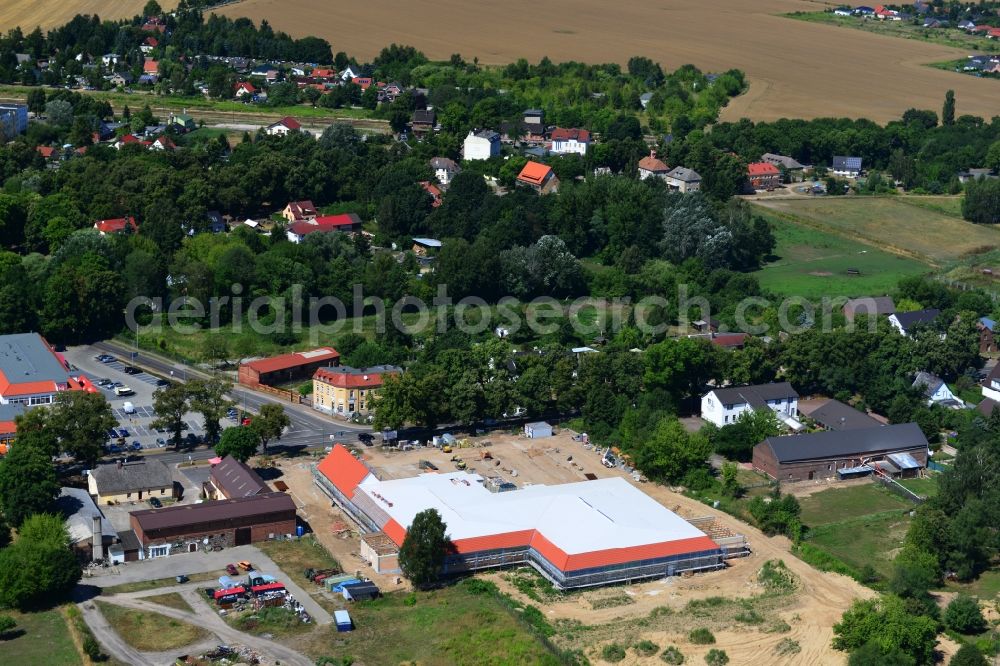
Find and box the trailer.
[334,609,353,632]
[342,581,380,602]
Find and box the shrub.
[83,635,104,661]
[704,649,729,666]
[661,646,685,664]
[950,643,988,666]
[944,595,987,634]
[688,628,715,645]
[635,639,659,657]
[775,638,801,656]
[402,593,417,606]
[601,643,627,662]
[758,560,796,593]
[735,608,763,624]
[0,615,15,637]
[464,578,498,595]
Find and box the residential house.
[747,162,781,190]
[639,92,654,109]
[700,382,800,428]
[143,60,159,77]
[150,136,175,151]
[282,200,317,222]
[875,5,901,20]
[978,317,996,354]
[709,333,750,350]
[57,487,121,563]
[463,130,501,161]
[516,161,560,194]
[912,371,963,408]
[286,214,363,243]
[923,18,948,28]
[381,82,404,103]
[411,109,435,134]
[234,81,257,98]
[88,459,174,505]
[832,155,863,177]
[94,217,138,235]
[205,455,268,500]
[430,157,461,187]
[977,397,999,418]
[801,398,882,431]
[761,153,806,181]
[549,128,591,155]
[753,423,928,481]
[108,72,134,87]
[665,166,702,193]
[637,151,669,181]
[205,211,227,234]
[36,145,56,160]
[843,296,896,322]
[141,17,167,33]
[834,7,853,16]
[854,6,876,15]
[141,37,159,54]
[888,308,940,336]
[692,318,720,333]
[169,113,196,133]
[982,363,1000,401]
[523,109,544,126]
[266,116,302,136]
[412,238,442,256]
[340,64,363,81]
[311,68,336,79]
[312,365,402,417]
[137,74,157,86]
[351,76,373,90]
[420,181,443,207]
[957,168,998,183]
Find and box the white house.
[831,156,863,177]
[912,371,963,408]
[463,130,501,161]
[700,382,800,428]
[888,309,940,336]
[340,64,362,81]
[982,365,1000,402]
[549,128,591,156]
[266,116,301,136]
[665,166,701,193]
[637,151,669,181]
[834,7,853,16]
[430,157,461,187]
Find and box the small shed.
[334,609,353,632]
[524,422,553,439]
[342,581,380,601]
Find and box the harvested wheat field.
[0,1,178,32]
[217,0,997,123]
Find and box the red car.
[225,563,238,576]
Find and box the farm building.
[88,459,174,505]
[843,296,895,322]
[129,492,296,558]
[238,347,340,387]
[801,398,881,431]
[313,445,746,589]
[205,455,269,500]
[752,422,928,482]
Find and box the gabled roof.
[892,308,940,332]
[666,166,701,182]
[833,155,863,171]
[806,398,881,431]
[131,492,295,533]
[912,371,944,398]
[211,455,268,498]
[761,153,805,170]
[708,382,798,409]
[58,487,117,545]
[313,365,402,389]
[288,213,362,237]
[760,422,927,463]
[235,81,257,92]
[844,296,895,319]
[430,157,460,172]
[143,60,159,74]
[284,200,316,219]
[95,217,138,234]
[316,445,373,499]
[638,152,668,173]
[550,127,591,142]
[747,162,780,176]
[243,347,340,374]
[710,333,749,348]
[270,116,301,131]
[517,161,554,186]
[90,460,172,495]
[977,397,999,418]
[412,110,435,124]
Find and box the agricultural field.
[0,0,177,32]
[216,0,999,123]
[786,11,1000,51]
[755,212,928,298]
[0,607,82,665]
[755,196,1000,266]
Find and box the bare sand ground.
[214,0,997,123]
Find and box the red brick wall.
[753,444,928,482]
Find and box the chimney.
[650,150,656,159]
[92,515,104,561]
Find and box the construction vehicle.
[442,445,453,453]
[479,450,493,461]
[455,460,467,470]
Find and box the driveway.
[83,544,331,624]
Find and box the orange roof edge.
[316,444,371,498]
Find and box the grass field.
[755,197,1000,266]
[807,511,912,578]
[785,11,998,51]
[945,569,1000,602]
[143,592,194,612]
[215,0,998,123]
[755,212,928,298]
[299,583,558,665]
[0,608,81,665]
[101,570,218,595]
[95,602,208,652]
[257,536,341,582]
[897,476,939,499]
[798,484,913,527]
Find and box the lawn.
[806,511,912,578]
[143,592,194,612]
[897,476,939,499]
[101,570,218,595]
[799,484,913,527]
[754,212,928,298]
[257,536,342,582]
[94,602,209,652]
[299,583,558,665]
[755,197,1000,266]
[944,569,1000,602]
[0,607,81,665]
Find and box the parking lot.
[64,346,208,452]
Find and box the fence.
[874,475,924,505]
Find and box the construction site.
[309,429,750,590]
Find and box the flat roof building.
[314,445,742,589]
[0,333,90,406]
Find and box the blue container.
[296,525,305,537]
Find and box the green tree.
[150,383,189,448]
[0,443,58,527]
[986,140,1000,173]
[48,391,117,466]
[643,337,718,405]
[950,644,988,666]
[250,403,291,454]
[398,508,450,589]
[720,462,742,498]
[962,178,1000,225]
[0,514,80,609]
[889,546,940,600]
[848,641,915,666]
[704,649,729,666]
[942,90,955,127]
[833,596,938,665]
[187,377,232,444]
[636,417,712,482]
[214,426,258,463]
[943,594,986,634]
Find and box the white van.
[122,402,135,414]
[114,386,134,396]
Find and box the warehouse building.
[752,422,928,482]
[238,347,340,387]
[314,445,745,589]
[130,492,296,558]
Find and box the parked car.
[225,563,238,576]
[123,366,140,375]
[155,438,166,447]
[238,560,253,571]
[131,441,142,451]
[155,378,169,386]
[117,428,130,437]
[148,497,162,508]
[114,386,134,396]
